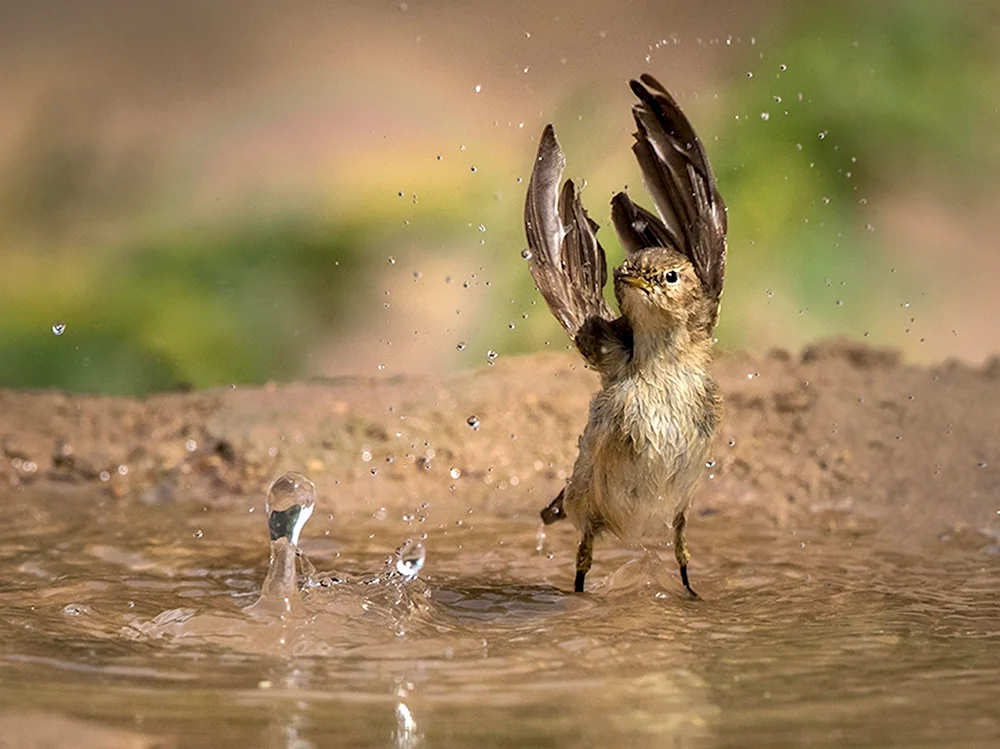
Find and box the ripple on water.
[0,485,997,748]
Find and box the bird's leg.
[574,526,595,593]
[673,509,698,598]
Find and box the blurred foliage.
[500,0,999,360]
[0,93,154,245]
[0,217,370,395]
[2,0,997,394]
[711,0,998,348]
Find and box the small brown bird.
[523,74,727,594]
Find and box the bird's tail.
[540,488,567,525]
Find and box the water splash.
[266,471,316,546]
[394,539,426,582]
[246,472,317,618]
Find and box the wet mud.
[3,339,998,554]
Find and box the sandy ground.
[2,339,999,557]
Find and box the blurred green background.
[1,0,997,394]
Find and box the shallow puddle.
[0,481,997,748]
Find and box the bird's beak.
[619,274,653,293]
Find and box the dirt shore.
[2,339,998,555]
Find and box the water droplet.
[779,63,787,71]
[521,248,533,259]
[265,472,316,546]
[450,467,461,479]
[474,84,482,93]
[456,341,466,351]
[467,415,481,431]
[478,224,486,232]
[388,256,396,264]
[728,438,736,447]
[486,350,498,365]
[470,165,478,173]
[760,112,770,121]
[395,538,426,580]
[193,529,203,539]
[508,322,515,330]
[52,321,66,336]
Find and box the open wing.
[610,191,679,256]
[627,74,728,327]
[523,125,615,338]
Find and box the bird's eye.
[665,270,679,284]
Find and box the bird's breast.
[572,363,717,537]
[616,370,710,462]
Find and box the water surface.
[1,484,997,748]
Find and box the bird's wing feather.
[610,191,680,256]
[524,125,616,338]
[628,74,728,327]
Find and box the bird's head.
[613,248,708,333]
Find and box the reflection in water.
[262,666,319,749]
[395,703,418,749]
[394,689,421,749]
[0,486,997,748]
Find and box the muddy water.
[1,483,997,749]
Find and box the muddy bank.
[2,339,998,553]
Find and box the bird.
[522,74,728,595]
